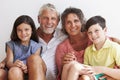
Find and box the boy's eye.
[95,30,99,33]
[74,19,79,23]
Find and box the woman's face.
[65,13,82,36]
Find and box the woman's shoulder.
[58,38,69,46]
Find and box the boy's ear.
[104,27,107,32]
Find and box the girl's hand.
[0,62,5,69]
[62,52,77,65]
[14,60,28,73]
[13,60,23,68]
[21,64,28,73]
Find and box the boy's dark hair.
[85,16,106,31]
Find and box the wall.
[0,0,120,61]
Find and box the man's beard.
[43,27,55,34]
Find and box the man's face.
[38,9,59,34]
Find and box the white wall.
[0,0,120,61]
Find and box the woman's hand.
[62,52,77,65]
[110,37,120,44]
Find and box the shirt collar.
[92,38,111,51]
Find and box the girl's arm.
[6,45,14,68]
[0,58,6,69]
[33,48,41,55]
[6,46,24,69]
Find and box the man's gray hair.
[38,3,60,17]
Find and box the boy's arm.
[92,66,120,80]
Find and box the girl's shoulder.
[30,40,41,47]
[6,40,17,46]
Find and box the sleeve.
[31,41,41,54]
[5,41,14,52]
[84,47,89,65]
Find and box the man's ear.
[38,16,40,23]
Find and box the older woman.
[55,7,92,80]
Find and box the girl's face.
[65,13,82,36]
[17,23,32,44]
[87,23,106,45]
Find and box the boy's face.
[87,23,107,45]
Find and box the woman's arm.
[110,37,120,44]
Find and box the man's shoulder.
[55,28,67,39]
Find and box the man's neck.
[37,27,54,43]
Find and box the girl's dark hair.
[85,16,106,31]
[61,7,86,34]
[10,15,39,42]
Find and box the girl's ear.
[38,16,40,23]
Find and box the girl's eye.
[17,29,22,32]
[25,28,29,31]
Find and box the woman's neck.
[69,32,88,51]
[69,32,87,44]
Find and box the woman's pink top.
[55,38,92,80]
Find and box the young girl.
[6,15,41,80]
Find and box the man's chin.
[43,30,54,34]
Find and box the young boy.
[84,15,120,80]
